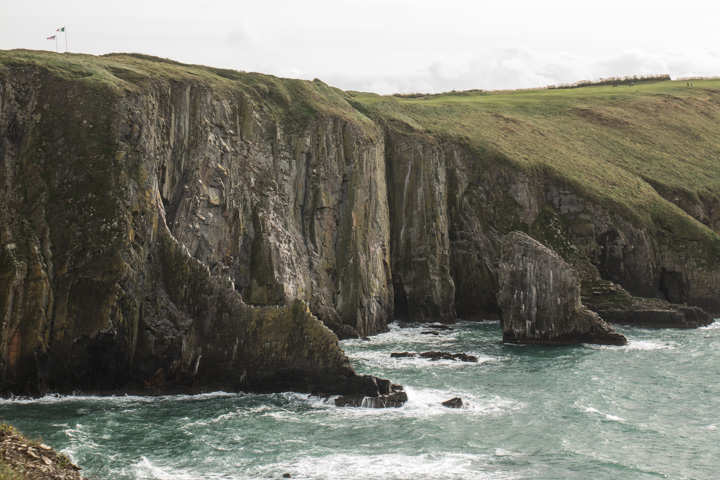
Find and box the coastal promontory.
[2,50,719,395]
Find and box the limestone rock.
[498,232,626,345]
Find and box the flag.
[47,35,56,40]
[57,27,65,32]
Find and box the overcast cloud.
[1,0,719,94]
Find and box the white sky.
[2,0,719,94]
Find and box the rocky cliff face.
[1,52,719,395]
[129,78,393,339]
[498,232,626,345]
[0,55,394,396]
[385,132,455,323]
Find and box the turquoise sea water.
[1,320,719,480]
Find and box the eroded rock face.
[385,133,455,323]
[0,63,395,396]
[2,53,719,396]
[498,232,626,345]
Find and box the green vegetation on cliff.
[0,50,375,136]
[349,79,720,263]
[3,49,718,264]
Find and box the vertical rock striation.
[0,57,397,397]
[2,52,720,395]
[385,132,455,323]
[498,232,626,345]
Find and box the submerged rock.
[441,397,464,408]
[419,351,478,362]
[334,384,408,408]
[390,352,417,358]
[426,324,454,331]
[498,232,627,346]
[390,352,478,362]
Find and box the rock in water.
[390,352,417,358]
[441,397,464,408]
[334,384,408,408]
[498,232,626,345]
[418,351,478,362]
[391,352,478,362]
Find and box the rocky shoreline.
[0,425,82,480]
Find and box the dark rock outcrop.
[390,351,478,362]
[583,280,711,328]
[498,232,626,345]
[419,351,478,362]
[390,352,416,358]
[334,384,407,408]
[441,397,464,408]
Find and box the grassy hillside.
[348,78,720,261]
[2,49,719,262]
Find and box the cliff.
[1,50,719,394]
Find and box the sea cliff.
[1,50,719,395]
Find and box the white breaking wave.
[133,457,231,480]
[0,391,241,405]
[311,386,522,422]
[625,340,677,351]
[583,406,626,423]
[588,339,677,351]
[132,451,517,480]
[700,319,720,330]
[264,452,516,480]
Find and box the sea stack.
[498,231,626,345]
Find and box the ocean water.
[1,320,719,480]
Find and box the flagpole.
[55,36,58,53]
[65,28,68,52]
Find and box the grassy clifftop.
[2,49,719,262]
[349,78,720,261]
[0,49,376,136]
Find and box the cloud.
[227,22,262,50]
[596,49,720,79]
[320,47,720,94]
